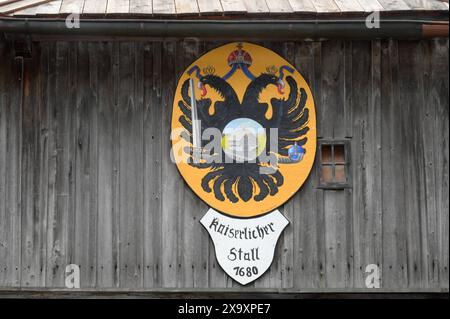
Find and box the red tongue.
[200,84,207,97]
[277,83,284,94]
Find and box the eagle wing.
[268,76,309,158]
[178,78,212,148]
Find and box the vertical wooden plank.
[324,191,349,287]
[118,42,144,288]
[143,42,163,288]
[320,41,345,139]
[67,42,78,284]
[351,41,382,288]
[420,40,437,288]
[397,41,426,288]
[46,42,72,287]
[292,42,321,289]
[176,40,210,288]
[344,41,353,138]
[0,42,22,287]
[313,41,327,289]
[97,42,120,288]
[317,42,353,291]
[21,43,49,287]
[429,39,449,289]
[0,42,7,286]
[73,42,98,288]
[161,41,179,288]
[380,39,408,289]
[368,40,383,285]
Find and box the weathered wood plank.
[153,0,176,14]
[11,5,38,15]
[288,0,316,12]
[175,0,198,14]
[161,41,179,287]
[351,41,383,288]
[73,42,98,288]
[66,42,78,285]
[380,39,408,288]
[0,42,7,286]
[143,42,162,287]
[106,0,130,14]
[59,0,84,13]
[20,42,48,287]
[428,39,449,289]
[176,40,210,288]
[96,42,120,288]
[243,0,269,13]
[324,191,350,287]
[35,0,62,15]
[220,0,247,13]
[356,0,385,11]
[197,0,222,14]
[398,41,427,288]
[319,41,352,289]
[311,0,340,12]
[344,41,353,138]
[118,43,144,288]
[0,42,22,287]
[0,0,53,14]
[376,0,410,10]
[427,0,449,10]
[292,42,321,289]
[265,0,293,13]
[333,0,363,11]
[129,0,152,14]
[45,42,72,287]
[421,40,439,288]
[83,0,107,14]
[320,41,345,139]
[402,0,427,9]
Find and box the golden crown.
[203,65,215,75]
[266,65,278,75]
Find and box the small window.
[318,140,351,189]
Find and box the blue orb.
[288,144,305,162]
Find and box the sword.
[190,78,202,155]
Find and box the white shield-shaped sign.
[201,209,289,285]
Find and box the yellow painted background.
[171,42,317,217]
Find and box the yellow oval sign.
[171,42,316,218]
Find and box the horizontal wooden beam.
[0,288,448,299]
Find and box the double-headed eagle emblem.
[177,43,310,203]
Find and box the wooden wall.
[0,39,448,290]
